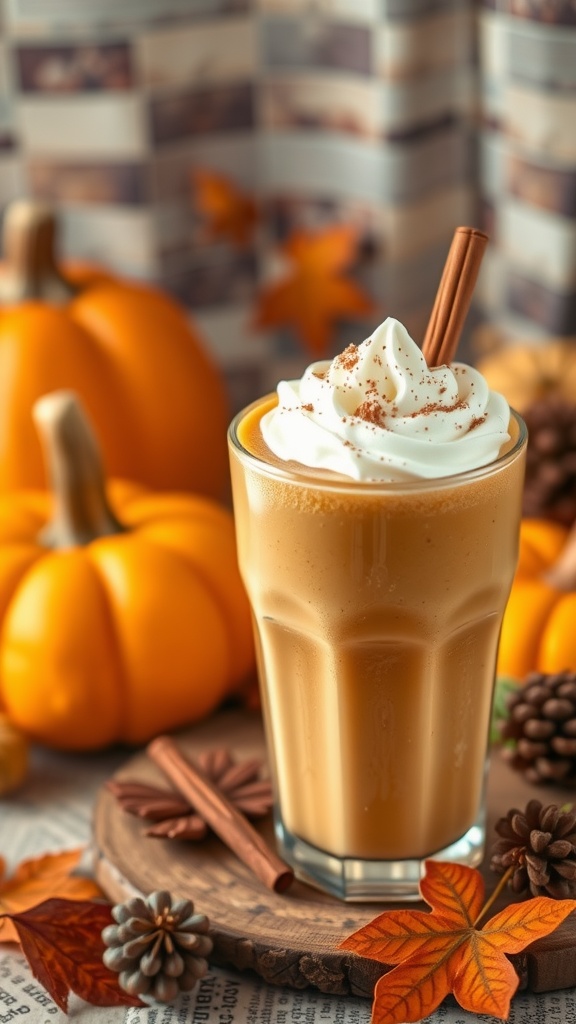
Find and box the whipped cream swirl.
[260,317,511,481]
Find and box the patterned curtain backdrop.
[477,0,576,348]
[4,0,573,414]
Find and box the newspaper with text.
[1,744,575,1024]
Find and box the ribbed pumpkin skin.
[0,483,254,751]
[0,272,230,499]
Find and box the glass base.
[275,811,486,902]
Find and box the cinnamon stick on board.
[422,226,489,368]
[147,735,294,894]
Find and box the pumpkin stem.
[543,522,576,592]
[0,200,77,305]
[33,391,125,550]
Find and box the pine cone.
[501,671,576,785]
[102,890,213,1003]
[522,396,576,527]
[491,799,576,898]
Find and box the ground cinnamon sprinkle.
[468,415,487,430]
[413,398,468,417]
[335,344,359,371]
[354,399,387,427]
[301,403,314,412]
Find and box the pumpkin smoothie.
[228,317,527,899]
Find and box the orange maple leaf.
[0,849,103,944]
[340,859,576,1023]
[253,224,376,358]
[192,169,258,248]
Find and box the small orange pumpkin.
[0,200,229,499]
[498,517,576,681]
[0,392,254,751]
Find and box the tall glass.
[228,398,527,901]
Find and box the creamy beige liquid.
[230,397,526,861]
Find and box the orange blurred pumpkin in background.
[0,200,230,499]
[0,392,254,751]
[498,517,576,682]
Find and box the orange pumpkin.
[0,199,229,498]
[0,392,254,751]
[498,517,576,681]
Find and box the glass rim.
[228,398,527,495]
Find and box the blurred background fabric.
[0,0,574,412]
[478,1,576,346]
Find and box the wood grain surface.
[92,708,576,999]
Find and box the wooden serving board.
[93,708,576,999]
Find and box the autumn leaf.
[340,859,576,1023]
[6,898,142,1012]
[0,849,102,944]
[192,168,258,247]
[253,224,376,357]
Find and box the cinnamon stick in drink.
[422,226,489,367]
[147,735,294,894]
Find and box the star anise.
[107,748,273,840]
